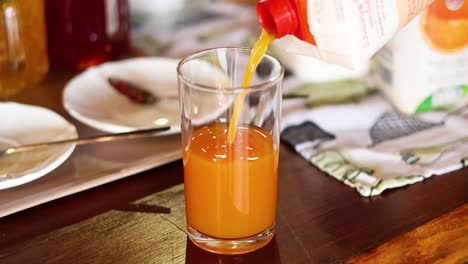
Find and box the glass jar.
[45,0,130,69]
[0,0,49,98]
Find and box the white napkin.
[282,91,468,196]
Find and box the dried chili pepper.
[108,77,157,105]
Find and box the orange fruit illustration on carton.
[421,0,468,52]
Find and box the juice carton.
[375,0,468,114]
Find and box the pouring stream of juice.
[227,30,275,144]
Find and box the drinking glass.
[177,47,283,254]
[0,0,48,98]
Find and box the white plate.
[63,58,182,135]
[0,103,77,190]
[63,57,233,135]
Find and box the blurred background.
[0,0,263,98]
[2,0,466,113]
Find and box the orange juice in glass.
[177,48,283,254]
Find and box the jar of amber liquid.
[0,0,49,98]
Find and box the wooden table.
[0,71,467,264]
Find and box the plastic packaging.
[256,0,434,68]
[270,38,369,82]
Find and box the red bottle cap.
[256,0,299,38]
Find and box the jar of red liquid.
[45,0,130,69]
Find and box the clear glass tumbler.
[177,47,284,254]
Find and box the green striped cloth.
[281,92,468,196]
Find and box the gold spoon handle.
[2,126,171,156]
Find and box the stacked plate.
[0,103,77,189]
[1,58,183,189]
